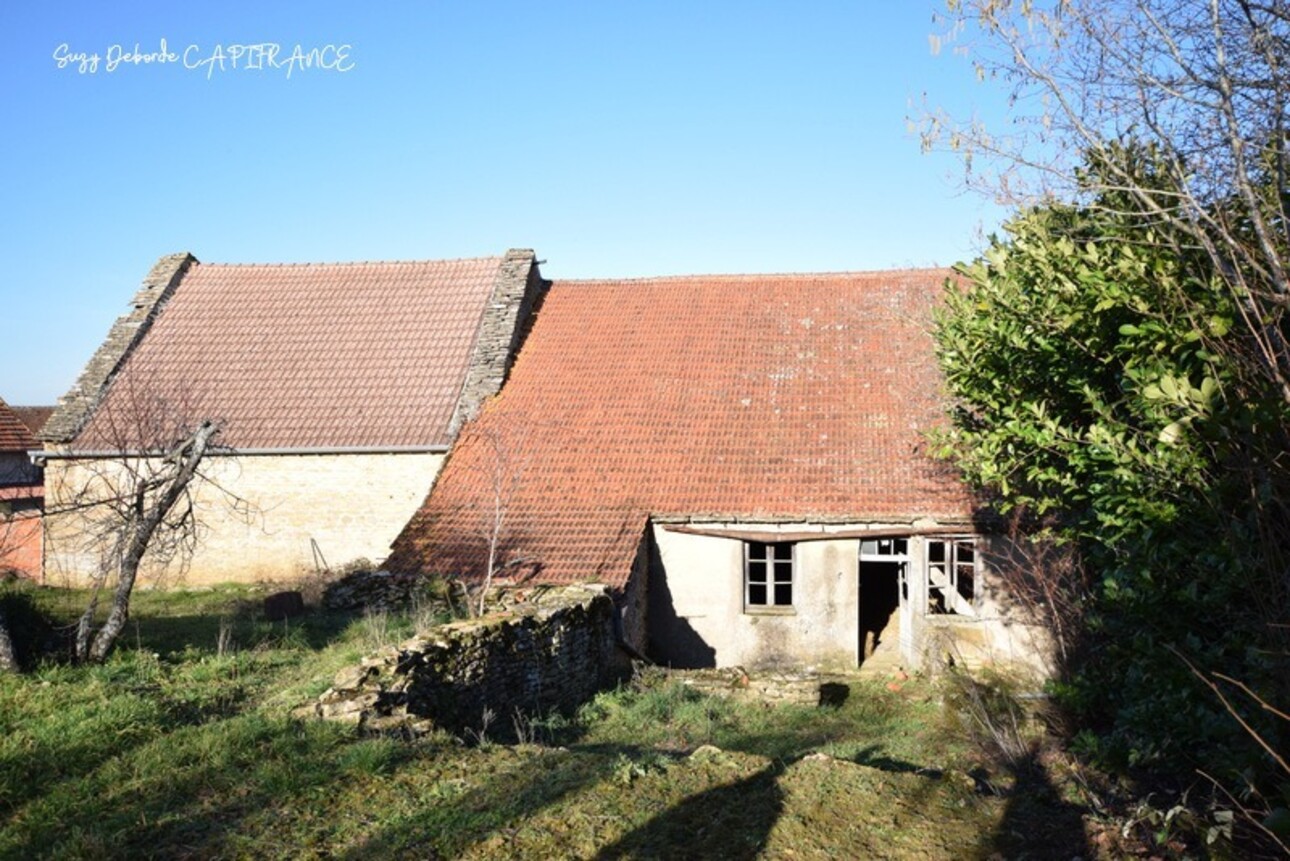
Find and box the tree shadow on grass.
[343,689,921,858]
[0,606,362,852]
[135,608,361,657]
[0,668,252,822]
[595,761,785,860]
[848,743,945,778]
[338,740,648,859]
[590,742,951,860]
[2,713,398,859]
[0,604,366,824]
[978,749,1092,860]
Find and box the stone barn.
[40,249,546,585]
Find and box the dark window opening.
[745,541,794,608]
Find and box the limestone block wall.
[447,250,547,436]
[43,451,444,585]
[314,584,622,739]
[616,531,650,655]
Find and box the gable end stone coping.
[447,248,548,437]
[41,252,197,444]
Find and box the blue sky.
[1,2,1010,404]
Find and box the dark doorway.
[858,560,901,666]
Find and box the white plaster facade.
[646,520,1053,675]
[42,451,444,586]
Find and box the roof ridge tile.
[195,255,507,269]
[552,267,955,286]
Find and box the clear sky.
[0,2,1009,405]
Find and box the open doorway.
[859,538,908,668]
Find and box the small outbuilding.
[385,270,1051,673]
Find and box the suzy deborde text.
[51,40,355,78]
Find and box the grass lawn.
[0,584,1096,859]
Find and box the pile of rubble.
[320,568,428,611]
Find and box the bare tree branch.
[925,0,1290,398]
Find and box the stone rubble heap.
[321,568,428,612]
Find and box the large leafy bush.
[934,163,1289,776]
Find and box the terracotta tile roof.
[0,398,39,452]
[385,269,978,589]
[73,257,506,449]
[10,407,54,441]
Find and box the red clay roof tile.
[0,398,39,452]
[385,269,977,588]
[10,407,54,441]
[73,257,505,449]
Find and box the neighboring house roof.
[46,251,541,450]
[10,407,54,441]
[385,269,978,588]
[0,398,39,453]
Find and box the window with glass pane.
[745,541,794,608]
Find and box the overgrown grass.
[0,584,1100,859]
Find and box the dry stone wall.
[312,584,623,739]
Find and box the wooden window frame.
[744,540,795,611]
[925,536,977,617]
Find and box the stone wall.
[313,584,623,739]
[617,529,650,655]
[447,249,547,437]
[42,451,444,585]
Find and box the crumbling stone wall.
[313,584,623,739]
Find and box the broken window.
[745,541,794,609]
[926,538,976,616]
[860,537,909,559]
[860,537,910,601]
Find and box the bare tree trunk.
[80,421,218,663]
[478,484,504,617]
[74,590,98,662]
